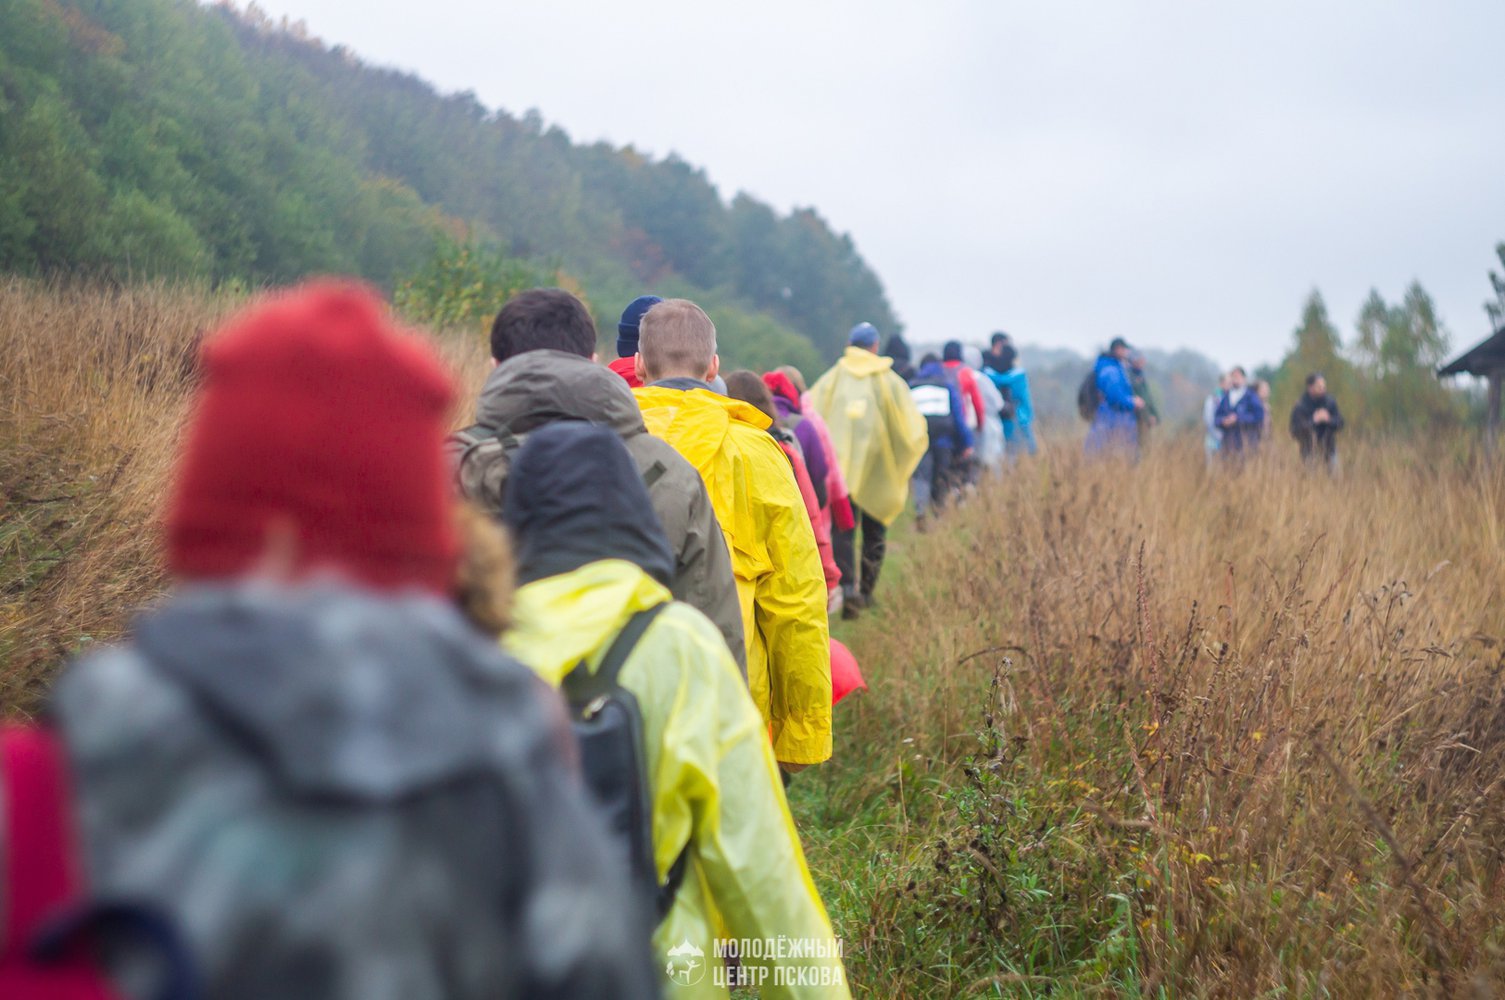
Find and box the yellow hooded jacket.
[806,348,928,526]
[506,560,851,1000]
[634,386,832,765]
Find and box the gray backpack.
[446,423,526,514]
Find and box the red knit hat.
[167,281,458,595]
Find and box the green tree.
[1351,283,1460,432]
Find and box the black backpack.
[1077,371,1101,422]
[563,604,689,923]
[909,375,956,441]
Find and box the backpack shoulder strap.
[1,725,80,959]
[563,603,669,706]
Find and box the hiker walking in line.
[1289,372,1345,472]
[452,288,745,669]
[1214,365,1266,457]
[807,323,928,617]
[981,332,1038,460]
[632,299,833,771]
[501,423,851,999]
[908,352,973,530]
[1084,337,1145,456]
[1,283,657,1000]
[882,332,917,382]
[1203,372,1230,460]
[778,364,857,615]
[723,370,842,597]
[941,340,986,486]
[610,294,661,388]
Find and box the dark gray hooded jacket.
[463,350,745,671]
[40,583,658,1000]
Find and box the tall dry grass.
[0,279,489,715]
[5,279,1505,995]
[805,435,1505,996]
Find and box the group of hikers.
[1082,337,1346,470]
[0,278,1358,999]
[0,282,956,1000]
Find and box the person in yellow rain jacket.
[501,422,851,1000]
[806,323,928,617]
[631,299,832,769]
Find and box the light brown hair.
[639,298,716,382]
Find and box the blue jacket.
[912,360,973,451]
[1085,353,1138,454]
[1213,388,1266,452]
[983,366,1034,427]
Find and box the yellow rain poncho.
[806,347,928,526]
[634,386,831,766]
[506,560,851,1000]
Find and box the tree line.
[0,0,896,369]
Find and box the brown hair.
[453,502,513,636]
[638,298,715,381]
[722,369,777,423]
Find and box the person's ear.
[706,354,720,381]
[591,351,598,363]
[634,353,647,382]
[490,357,499,369]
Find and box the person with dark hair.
[609,294,661,388]
[808,323,928,615]
[4,282,658,1000]
[634,300,834,772]
[458,289,745,670]
[1214,365,1266,457]
[489,287,599,363]
[501,423,850,999]
[1085,337,1145,455]
[907,352,972,529]
[882,332,916,382]
[1289,372,1345,471]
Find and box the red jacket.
[608,356,642,388]
[944,360,986,430]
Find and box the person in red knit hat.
[1,281,657,1000]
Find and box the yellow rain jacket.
[806,347,928,526]
[634,386,832,765]
[506,560,852,1000]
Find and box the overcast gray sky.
[250,0,1504,368]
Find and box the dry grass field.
[3,279,1504,996]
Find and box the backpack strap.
[2,725,81,960]
[559,604,690,919]
[562,603,669,707]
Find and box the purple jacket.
[772,394,829,506]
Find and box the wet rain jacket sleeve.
[749,444,833,766]
[634,606,851,1000]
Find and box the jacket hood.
[837,346,896,378]
[477,350,646,436]
[633,386,771,472]
[133,583,526,801]
[916,360,947,380]
[505,559,671,686]
[501,422,675,587]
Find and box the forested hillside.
[0,0,896,367]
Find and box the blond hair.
[639,299,716,382]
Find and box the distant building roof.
[1438,327,1505,377]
